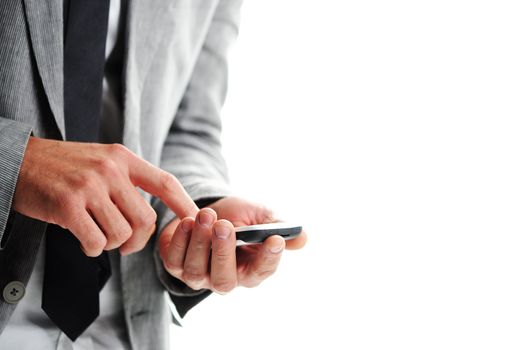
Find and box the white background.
[171,1,520,349]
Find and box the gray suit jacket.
[0,0,241,348]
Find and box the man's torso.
[0,1,222,349]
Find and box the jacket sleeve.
[151,0,243,320]
[0,117,32,248]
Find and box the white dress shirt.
[0,0,132,348]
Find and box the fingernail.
[198,211,214,227]
[270,245,284,254]
[181,220,192,232]
[214,225,231,239]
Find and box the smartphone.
[234,223,302,246]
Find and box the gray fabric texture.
[0,0,242,348]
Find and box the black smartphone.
[234,223,302,246]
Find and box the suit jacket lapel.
[23,0,65,139]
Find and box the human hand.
[13,137,198,256]
[158,196,307,293]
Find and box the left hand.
[158,197,307,294]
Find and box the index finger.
[126,155,199,218]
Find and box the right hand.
[12,137,199,257]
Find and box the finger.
[67,211,107,257]
[119,221,156,256]
[164,217,194,276]
[285,229,308,250]
[240,235,285,288]
[87,195,133,250]
[111,181,158,255]
[182,208,216,289]
[158,218,180,260]
[126,155,198,218]
[210,220,237,294]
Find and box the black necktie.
[42,0,111,341]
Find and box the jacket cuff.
[0,119,32,248]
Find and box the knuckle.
[76,173,98,193]
[95,158,119,177]
[123,238,147,254]
[107,227,133,248]
[212,281,236,294]
[132,239,148,252]
[103,240,118,250]
[165,255,179,269]
[163,254,182,274]
[185,282,204,291]
[118,224,133,241]
[191,235,210,249]
[109,143,130,158]
[164,262,182,277]
[169,238,187,253]
[121,226,133,241]
[146,209,158,226]
[160,172,178,192]
[191,227,212,247]
[135,209,157,230]
[212,245,232,259]
[182,270,206,284]
[83,235,107,256]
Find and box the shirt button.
[3,281,25,304]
